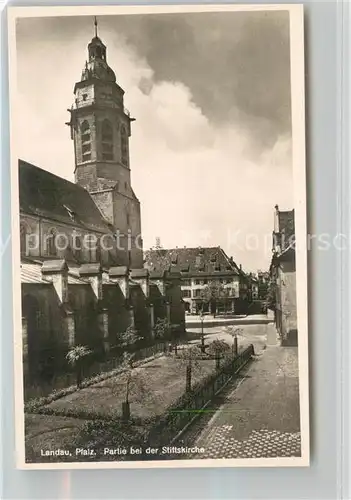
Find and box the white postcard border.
[7,3,309,470]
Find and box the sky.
[15,10,293,272]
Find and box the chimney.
[109,266,129,299]
[130,268,149,298]
[79,263,102,300]
[41,259,68,303]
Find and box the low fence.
[24,342,167,400]
[146,344,255,449]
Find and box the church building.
[19,20,185,398]
[66,18,143,268]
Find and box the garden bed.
[31,355,215,420]
[25,346,255,463]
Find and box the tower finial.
[94,16,98,37]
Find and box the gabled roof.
[144,247,240,276]
[19,160,112,233]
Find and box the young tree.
[197,287,211,350]
[118,325,142,350]
[177,345,202,392]
[120,352,134,420]
[153,317,170,341]
[207,339,231,371]
[153,319,181,353]
[114,351,153,421]
[224,326,243,357]
[200,280,225,317]
[222,287,232,316]
[66,345,92,389]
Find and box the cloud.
[15,15,293,272]
[112,39,293,269]
[112,10,291,148]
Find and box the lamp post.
[233,334,238,357]
[200,309,206,353]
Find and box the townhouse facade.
[145,246,250,315]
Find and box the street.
[184,314,276,354]
[177,321,301,459]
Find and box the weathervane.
[94,16,98,37]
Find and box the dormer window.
[63,204,76,221]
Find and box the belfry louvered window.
[121,125,128,165]
[102,120,114,161]
[81,120,91,162]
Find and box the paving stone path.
[187,344,301,459]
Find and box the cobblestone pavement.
[195,428,300,459]
[185,343,301,459]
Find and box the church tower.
[67,18,143,268]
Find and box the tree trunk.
[201,334,206,353]
[186,365,192,392]
[215,356,220,371]
[123,375,131,421]
[233,335,238,357]
[122,401,130,421]
[76,364,82,389]
[200,318,206,353]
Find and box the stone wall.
[279,260,297,342]
[274,258,297,345]
[22,284,69,384]
[21,263,186,393]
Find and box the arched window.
[121,126,128,166]
[81,120,91,162]
[96,239,101,263]
[72,233,82,262]
[101,120,113,161]
[47,228,57,257]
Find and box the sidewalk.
[188,344,300,459]
[185,314,272,327]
